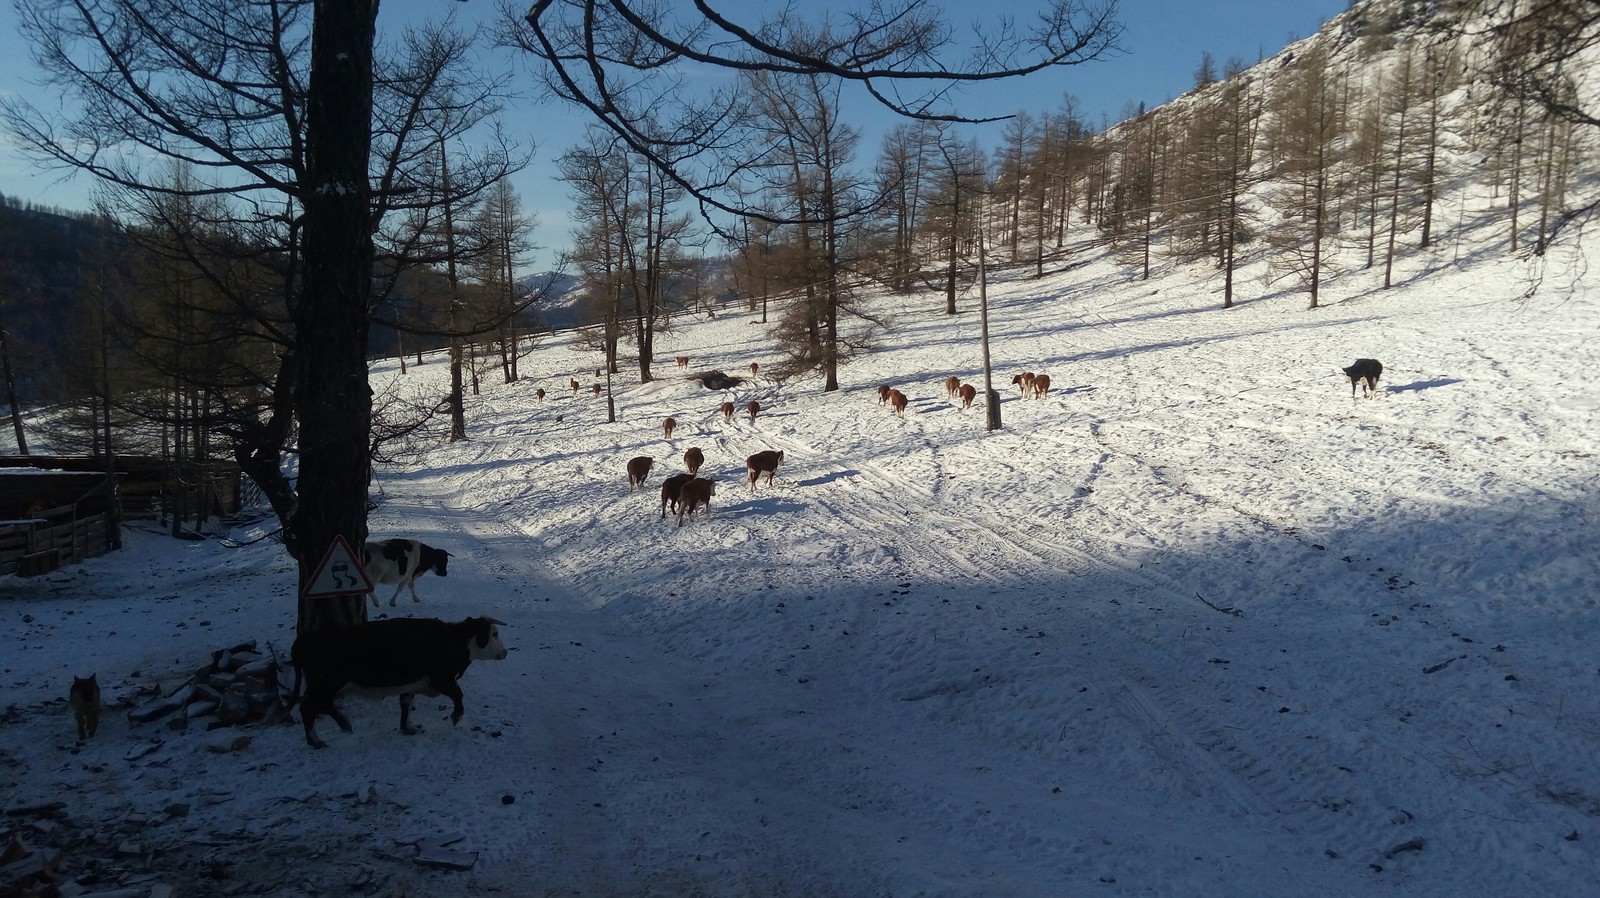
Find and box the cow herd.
[629,440,786,527]
[875,369,1051,418]
[620,366,1054,526]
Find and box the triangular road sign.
[303,535,374,598]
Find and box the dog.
[1342,358,1383,398]
[70,674,100,741]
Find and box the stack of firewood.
[125,641,288,732]
[0,823,62,897]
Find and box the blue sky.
[0,0,1347,269]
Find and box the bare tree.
[512,0,1122,225]
[745,67,873,390]
[993,112,1038,260]
[926,130,988,316]
[875,122,939,293]
[3,0,519,634]
[1455,0,1600,237]
[1040,96,1092,255]
[1265,48,1344,309]
[562,129,693,388]
[474,178,539,383]
[561,131,633,380]
[1103,111,1164,282]
[1194,51,1219,89]
[1202,79,1263,307]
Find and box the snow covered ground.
[3,210,1598,897]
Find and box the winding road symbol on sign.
[303,535,374,598]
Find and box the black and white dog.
[362,538,451,607]
[1342,358,1383,399]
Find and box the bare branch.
[510,0,1121,221]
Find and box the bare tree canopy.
[1456,0,1600,130]
[510,0,1122,219]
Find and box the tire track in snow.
[703,415,1480,877]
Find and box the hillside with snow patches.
[3,194,1598,897]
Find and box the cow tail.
[263,643,302,726]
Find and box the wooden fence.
[0,473,120,577]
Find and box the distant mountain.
[0,201,118,400]
[517,271,586,332]
[517,258,745,335]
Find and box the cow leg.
[327,703,354,734]
[399,694,420,735]
[303,712,327,750]
[388,584,403,607]
[408,581,422,604]
[438,679,466,725]
[301,687,342,749]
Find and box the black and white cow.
[362,538,450,607]
[289,615,508,749]
[1342,358,1384,399]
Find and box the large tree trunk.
[295,0,378,638]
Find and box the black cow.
[1342,358,1384,399]
[659,472,695,520]
[363,538,450,607]
[289,616,508,749]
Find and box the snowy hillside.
[3,193,1598,897]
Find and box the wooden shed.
[0,456,248,576]
[0,470,120,576]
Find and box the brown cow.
[746,450,785,488]
[747,400,760,423]
[750,362,760,376]
[536,387,546,401]
[944,375,961,398]
[570,378,581,395]
[675,355,690,368]
[888,389,909,417]
[676,478,716,527]
[1012,372,1035,397]
[592,383,602,397]
[684,446,705,476]
[721,401,735,423]
[958,383,977,409]
[659,473,694,519]
[876,384,892,405]
[626,456,654,490]
[1032,373,1052,399]
[663,416,677,439]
